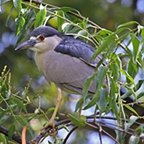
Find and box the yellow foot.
[42,88,63,135]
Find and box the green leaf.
[34,4,47,27]
[120,69,134,84]
[137,92,144,99]
[8,125,15,139]
[134,80,144,91]
[16,115,28,126]
[95,66,107,89]
[16,16,25,35]
[95,28,113,41]
[97,88,109,112]
[84,66,107,110]
[16,9,35,42]
[117,21,139,29]
[141,28,144,39]
[131,34,140,61]
[110,54,121,81]
[13,0,22,11]
[109,78,118,104]
[83,90,100,110]
[82,73,95,97]
[11,97,27,113]
[75,97,84,112]
[93,34,116,59]
[83,66,107,109]
[60,7,71,12]
[124,104,139,116]
[122,80,144,99]
[111,101,119,118]
[0,133,7,144]
[56,10,65,30]
[127,58,138,79]
[69,113,86,127]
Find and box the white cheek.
[34,42,48,51]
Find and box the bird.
[15,25,104,127]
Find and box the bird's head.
[15,26,62,53]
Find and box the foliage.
[0,0,144,144]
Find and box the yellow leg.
[47,88,63,127]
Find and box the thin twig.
[86,122,119,144]
[22,0,102,30]
[30,119,71,143]
[98,125,103,144]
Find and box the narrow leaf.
[83,90,100,110]
[124,104,139,116]
[16,115,28,126]
[16,16,25,35]
[69,113,86,127]
[8,125,15,139]
[120,69,134,84]
[34,4,47,27]
[75,97,84,112]
[117,21,139,29]
[131,34,140,61]
[127,59,138,78]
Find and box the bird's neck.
[34,35,62,72]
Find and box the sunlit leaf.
[57,10,66,31]
[0,133,7,144]
[120,69,134,84]
[34,4,47,27]
[13,0,22,11]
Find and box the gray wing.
[42,37,103,94]
[40,50,96,94]
[54,36,101,67]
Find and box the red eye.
[38,35,45,41]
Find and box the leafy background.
[0,0,144,144]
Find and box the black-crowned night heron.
[16,26,103,127]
